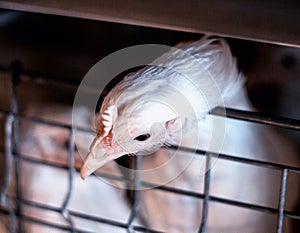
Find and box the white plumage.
[80,36,299,232]
[81,37,244,177]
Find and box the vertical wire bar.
[277,168,288,233]
[61,128,75,232]
[199,154,212,233]
[127,154,141,232]
[0,114,16,233]
[11,61,23,233]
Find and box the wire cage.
[0,3,300,233]
[0,62,299,233]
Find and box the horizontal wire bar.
[71,210,164,232]
[0,148,130,184]
[285,211,300,221]
[0,197,162,233]
[70,209,164,232]
[0,198,124,230]
[1,106,299,133]
[0,132,299,177]
[133,226,164,233]
[21,214,108,233]
[10,197,61,214]
[208,195,300,220]
[3,213,76,233]
[142,181,205,199]
[69,211,128,229]
[1,140,300,179]
[0,148,72,170]
[211,107,300,130]
[2,185,300,228]
[211,195,278,215]
[139,179,300,220]
[0,109,95,135]
[22,211,164,233]
[140,180,300,221]
[167,145,300,173]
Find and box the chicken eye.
[134,133,151,141]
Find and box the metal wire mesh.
[0,63,300,233]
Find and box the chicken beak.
[80,136,126,179]
[80,151,111,179]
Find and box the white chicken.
[80,36,299,233]
[80,36,244,177]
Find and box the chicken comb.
[95,105,116,140]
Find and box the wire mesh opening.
[0,59,300,233]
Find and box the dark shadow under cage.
[0,63,299,233]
